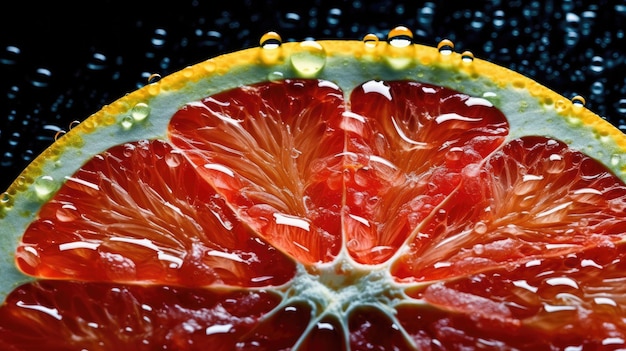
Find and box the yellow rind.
[1,38,625,302]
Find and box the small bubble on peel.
[461,51,474,63]
[260,31,282,49]
[362,33,379,48]
[131,103,151,122]
[387,26,413,48]
[437,39,454,55]
[0,45,21,65]
[120,115,134,130]
[34,175,57,199]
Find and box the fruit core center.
[288,259,403,315]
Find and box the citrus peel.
[1,31,626,349]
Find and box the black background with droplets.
[1,0,625,191]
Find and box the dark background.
[1,0,625,191]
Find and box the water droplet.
[437,39,455,55]
[0,192,12,206]
[165,152,181,168]
[69,120,81,130]
[589,56,604,73]
[611,154,622,166]
[151,28,167,48]
[267,71,284,82]
[280,12,302,29]
[571,95,586,107]
[590,81,604,96]
[131,102,150,122]
[546,154,565,174]
[470,11,486,30]
[617,98,626,115]
[327,8,342,26]
[34,175,57,199]
[493,10,505,28]
[387,26,413,48]
[474,221,487,234]
[86,52,107,71]
[0,45,21,65]
[564,31,579,47]
[290,41,326,77]
[54,130,66,141]
[30,68,52,88]
[56,203,79,222]
[120,115,134,130]
[260,31,282,49]
[362,33,379,48]
[147,73,161,84]
[461,51,474,63]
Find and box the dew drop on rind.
[387,26,413,48]
[1,192,12,207]
[54,130,66,141]
[437,39,455,55]
[68,120,81,130]
[611,153,622,167]
[362,33,380,48]
[461,51,474,63]
[268,71,284,82]
[260,31,282,49]
[131,102,151,122]
[290,41,326,77]
[147,73,162,84]
[120,115,134,130]
[571,95,586,109]
[34,175,56,199]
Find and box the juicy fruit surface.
[2,79,626,349]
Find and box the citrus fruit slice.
[2,29,626,349]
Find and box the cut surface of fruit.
[2,33,626,350]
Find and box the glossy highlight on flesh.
[2,79,626,350]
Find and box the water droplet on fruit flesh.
[437,39,454,55]
[291,41,326,77]
[55,203,79,222]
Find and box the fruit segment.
[346,80,508,264]
[0,280,281,350]
[392,136,626,282]
[16,139,296,287]
[169,79,346,264]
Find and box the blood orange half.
[1,29,626,350]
